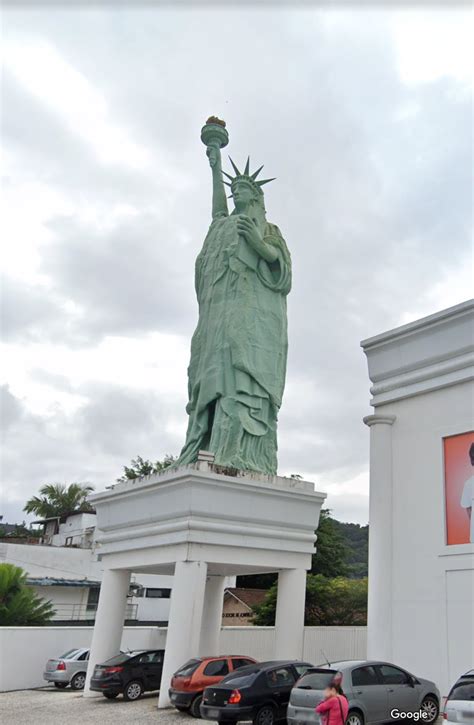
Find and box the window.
[77,651,89,661]
[294,664,313,678]
[60,649,79,659]
[136,652,155,663]
[352,666,379,687]
[266,667,295,688]
[296,672,335,690]
[65,536,73,546]
[145,588,171,598]
[378,665,409,685]
[150,651,164,663]
[449,682,474,701]
[203,659,229,677]
[86,587,100,611]
[232,658,254,671]
[175,659,201,677]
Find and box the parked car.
[444,669,474,725]
[287,660,440,725]
[169,655,257,717]
[201,660,313,725]
[43,648,90,690]
[90,649,165,700]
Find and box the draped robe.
[176,211,291,475]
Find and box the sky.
[1,3,473,526]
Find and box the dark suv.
[201,660,313,725]
[90,649,165,700]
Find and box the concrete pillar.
[274,568,306,659]
[158,560,208,708]
[364,414,396,661]
[200,575,226,655]
[84,568,131,696]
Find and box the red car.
[169,655,257,717]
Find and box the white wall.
[362,302,474,700]
[0,625,367,692]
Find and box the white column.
[364,414,396,661]
[158,560,208,708]
[274,568,306,659]
[200,575,226,655]
[84,568,131,696]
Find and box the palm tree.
[23,483,95,519]
[0,564,55,625]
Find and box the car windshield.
[175,659,201,677]
[296,672,336,690]
[102,653,132,666]
[59,649,79,659]
[449,682,474,701]
[220,673,257,688]
[221,666,259,683]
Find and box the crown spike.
[228,156,241,176]
[223,181,232,187]
[244,156,250,175]
[250,165,264,180]
[222,171,234,181]
[257,177,276,186]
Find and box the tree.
[333,520,369,578]
[311,509,350,578]
[0,564,54,625]
[117,455,176,482]
[252,575,368,626]
[23,483,94,519]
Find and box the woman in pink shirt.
[315,680,349,725]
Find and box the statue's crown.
[223,157,275,196]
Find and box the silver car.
[444,670,474,725]
[287,660,440,725]
[43,648,90,690]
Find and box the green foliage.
[311,509,349,578]
[333,519,369,578]
[252,575,368,627]
[117,455,176,482]
[23,483,95,519]
[0,564,55,625]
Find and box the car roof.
[199,655,257,660]
[236,660,310,671]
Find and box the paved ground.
[0,687,195,725]
[0,687,445,725]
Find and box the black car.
[201,660,313,725]
[90,649,165,700]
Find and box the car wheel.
[54,682,68,689]
[103,692,119,699]
[253,705,276,725]
[346,710,365,725]
[70,672,86,690]
[190,694,203,718]
[123,680,144,701]
[176,705,190,712]
[421,696,439,723]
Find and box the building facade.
[362,300,474,697]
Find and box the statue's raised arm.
[201,116,229,219]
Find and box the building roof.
[31,509,96,525]
[26,577,101,588]
[224,588,268,610]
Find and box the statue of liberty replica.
[176,118,291,475]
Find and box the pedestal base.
[86,463,326,706]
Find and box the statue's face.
[232,180,255,207]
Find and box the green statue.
[176,118,291,475]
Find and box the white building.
[362,300,474,698]
[0,512,173,624]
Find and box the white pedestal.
[86,463,326,706]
